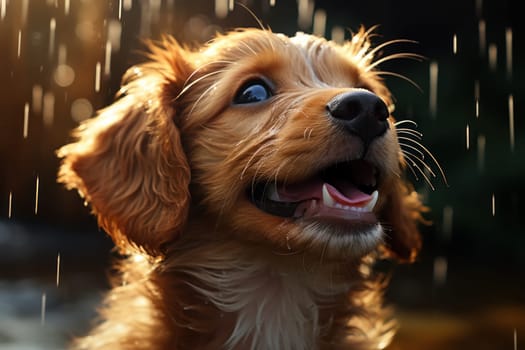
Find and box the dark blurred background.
[0,0,523,349]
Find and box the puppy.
[58,27,426,349]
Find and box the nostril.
[374,99,389,122]
[326,90,389,144]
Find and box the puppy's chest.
[199,264,350,350]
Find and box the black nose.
[326,90,389,145]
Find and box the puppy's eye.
[233,79,273,105]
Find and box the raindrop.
[477,134,486,172]
[514,328,518,350]
[215,0,228,19]
[474,80,480,118]
[433,256,447,286]
[41,292,46,326]
[43,92,55,126]
[509,94,515,151]
[331,26,345,44]
[270,0,276,6]
[104,41,112,76]
[35,175,40,215]
[491,193,495,216]
[313,9,326,37]
[8,192,12,219]
[476,0,483,17]
[123,0,132,11]
[58,44,67,64]
[54,64,75,87]
[17,30,22,58]
[442,206,453,239]
[285,234,291,250]
[108,20,122,52]
[56,253,61,287]
[21,0,28,26]
[466,124,470,150]
[23,102,29,138]
[71,98,93,123]
[429,61,438,118]
[298,0,314,30]
[95,62,101,92]
[1,0,6,20]
[32,85,43,114]
[488,43,497,71]
[452,34,457,54]
[49,18,56,59]
[64,0,70,15]
[505,28,512,80]
[118,0,122,20]
[478,19,486,57]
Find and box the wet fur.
[58,28,425,349]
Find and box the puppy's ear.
[57,39,193,256]
[381,181,426,263]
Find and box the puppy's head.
[58,28,425,261]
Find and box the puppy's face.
[176,30,410,259]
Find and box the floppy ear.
[57,39,193,256]
[381,180,427,263]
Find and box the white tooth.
[267,186,281,202]
[322,184,336,208]
[363,190,379,212]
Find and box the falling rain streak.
[433,256,448,286]
[452,34,457,54]
[466,124,470,150]
[56,253,61,287]
[1,0,5,20]
[17,30,22,58]
[35,175,40,215]
[23,103,29,138]
[95,62,101,92]
[313,9,326,37]
[477,135,486,172]
[478,20,486,56]
[514,329,518,350]
[8,192,12,219]
[429,61,438,118]
[506,28,513,80]
[508,94,514,151]
[41,293,46,326]
[442,205,453,240]
[104,41,112,76]
[488,43,497,71]
[491,193,496,216]
[49,18,56,59]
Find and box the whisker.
[187,80,222,118]
[396,128,423,139]
[401,146,437,178]
[403,137,448,185]
[394,120,418,128]
[399,142,425,163]
[374,70,422,92]
[366,52,424,71]
[365,38,419,59]
[177,63,233,100]
[405,155,436,191]
[401,153,420,181]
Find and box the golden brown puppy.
[58,27,427,349]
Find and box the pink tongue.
[278,179,371,205]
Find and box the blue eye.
[233,79,273,104]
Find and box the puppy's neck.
[163,238,364,349]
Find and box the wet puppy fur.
[58,27,426,349]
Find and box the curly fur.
[57,27,425,349]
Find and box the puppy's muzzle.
[326,90,389,146]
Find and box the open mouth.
[249,160,379,224]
